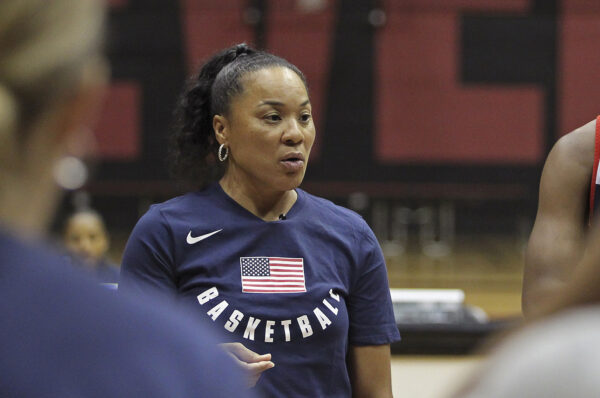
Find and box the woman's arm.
[522,120,595,316]
[348,344,393,398]
[346,220,399,397]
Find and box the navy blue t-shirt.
[120,183,400,397]
[0,228,252,397]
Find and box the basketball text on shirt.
[197,286,341,342]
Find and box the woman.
[0,2,250,396]
[120,43,400,397]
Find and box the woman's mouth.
[280,153,305,172]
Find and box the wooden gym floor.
[385,235,524,320]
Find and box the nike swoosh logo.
[186,229,222,244]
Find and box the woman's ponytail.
[169,43,255,189]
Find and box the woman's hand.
[219,342,275,388]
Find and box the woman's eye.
[300,113,312,123]
[265,114,281,122]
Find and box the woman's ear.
[213,114,228,145]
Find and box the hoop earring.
[218,144,229,162]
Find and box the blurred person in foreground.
[119,43,400,397]
[63,209,119,284]
[450,307,600,398]
[523,118,599,316]
[0,1,252,396]
[452,219,600,397]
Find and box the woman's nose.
[282,119,303,144]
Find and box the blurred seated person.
[63,209,119,284]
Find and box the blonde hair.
[0,0,105,148]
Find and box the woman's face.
[217,66,315,193]
[64,213,108,263]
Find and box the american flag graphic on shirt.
[240,257,306,293]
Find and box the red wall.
[375,0,543,164]
[93,0,600,167]
[559,0,600,135]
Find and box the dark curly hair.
[168,43,307,190]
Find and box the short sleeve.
[119,206,178,299]
[347,219,400,346]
